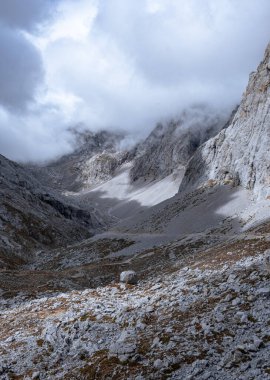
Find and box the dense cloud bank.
[0,0,269,162]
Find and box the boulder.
[120,270,138,285]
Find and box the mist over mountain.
[0,0,269,162]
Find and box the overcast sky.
[0,0,269,162]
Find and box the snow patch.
[82,166,183,207]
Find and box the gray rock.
[256,287,270,296]
[200,371,212,380]
[120,270,138,285]
[153,359,164,369]
[236,312,248,323]
[109,328,137,362]
[215,313,224,323]
[232,297,241,306]
[110,341,137,356]
[224,294,234,302]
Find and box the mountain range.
[0,43,269,380]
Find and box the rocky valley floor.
[0,234,269,380]
[1,179,270,380]
[1,183,270,379]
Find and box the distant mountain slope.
[28,106,232,198]
[180,43,270,199]
[0,154,104,269]
[130,107,228,183]
[28,130,129,192]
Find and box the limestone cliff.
[180,43,270,198]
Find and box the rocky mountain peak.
[28,129,130,191]
[130,107,228,183]
[70,128,126,155]
[180,43,270,198]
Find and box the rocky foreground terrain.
[0,234,269,380]
[0,44,270,379]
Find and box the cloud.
[0,0,269,162]
[0,26,43,110]
[0,105,73,162]
[0,0,55,31]
[41,0,270,129]
[95,0,269,88]
[0,0,59,110]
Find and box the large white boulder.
[120,270,138,285]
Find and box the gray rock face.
[0,154,104,268]
[130,107,228,183]
[81,151,128,187]
[109,330,137,362]
[180,43,270,198]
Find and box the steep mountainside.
[180,43,270,199]
[130,108,227,183]
[0,154,104,269]
[28,130,129,192]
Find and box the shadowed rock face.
[180,43,270,199]
[129,108,227,184]
[0,154,104,268]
